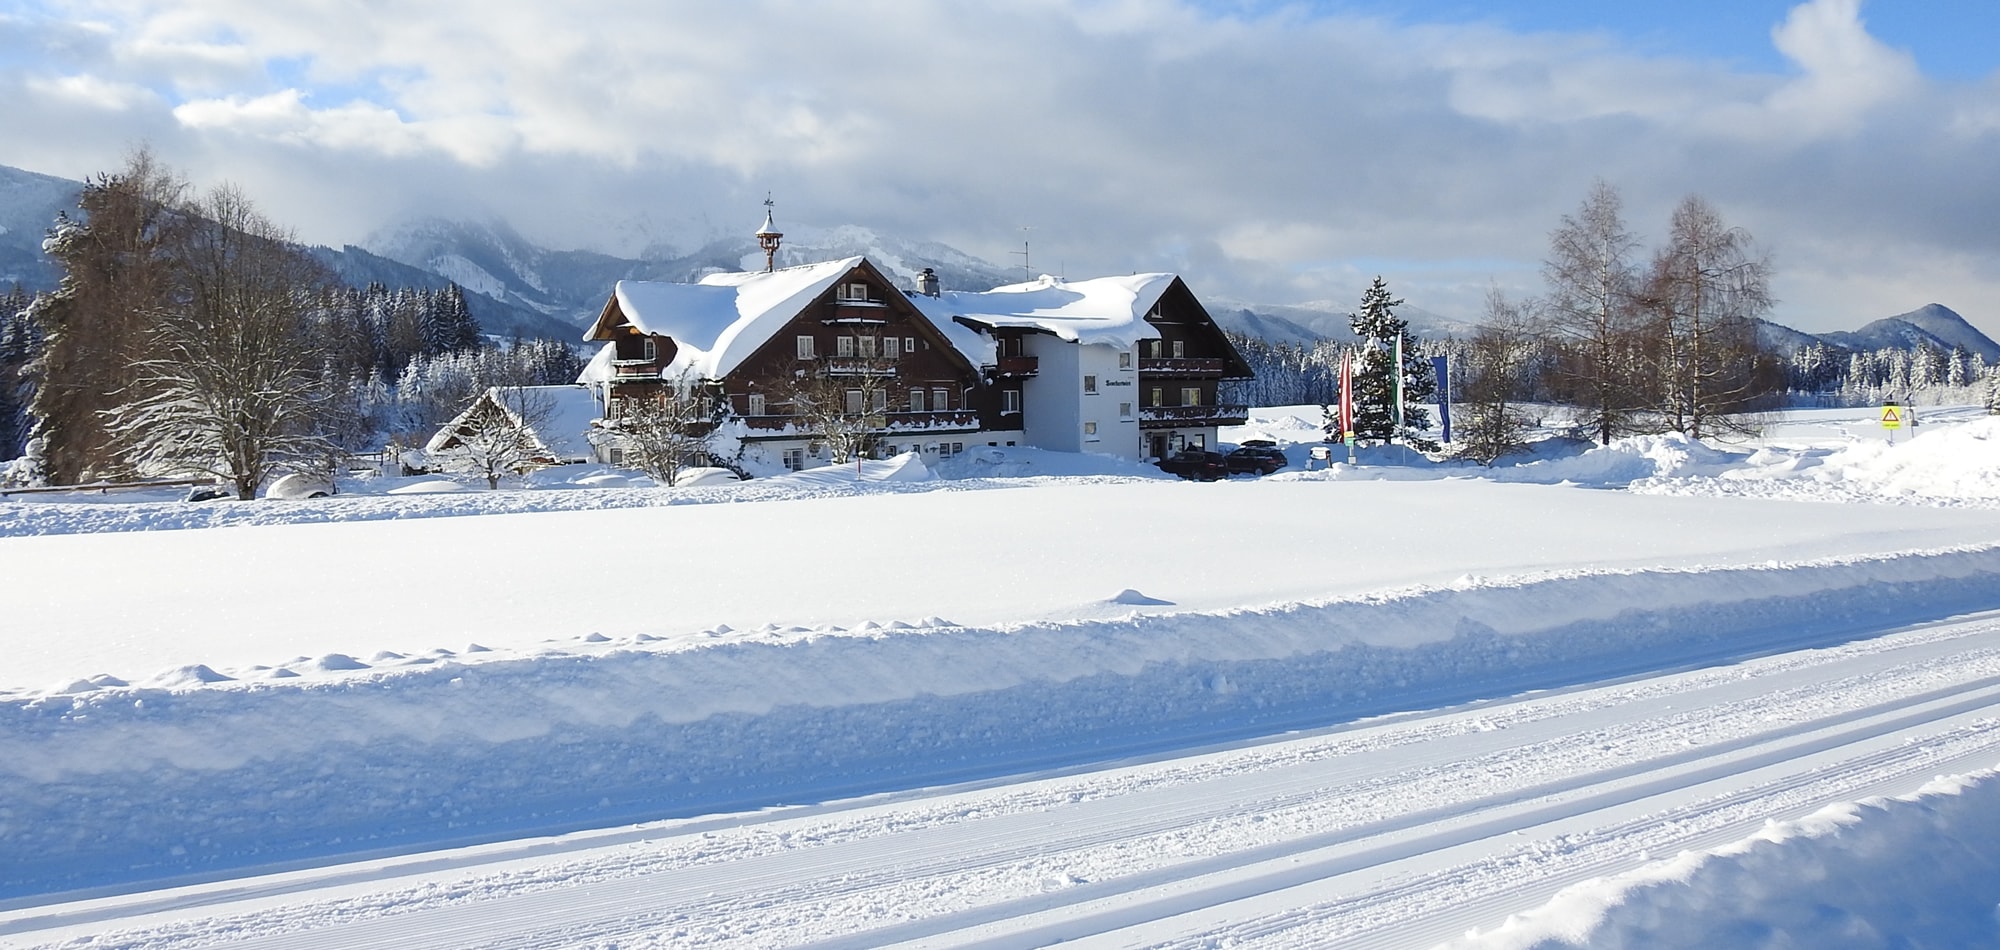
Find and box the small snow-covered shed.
[425,385,606,466]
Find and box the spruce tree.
[29,148,187,482]
[420,283,481,355]
[1347,276,1438,450]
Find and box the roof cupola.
[755,193,783,273]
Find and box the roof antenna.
[1011,226,1033,282]
[755,193,784,273]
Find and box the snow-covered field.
[4,405,2000,947]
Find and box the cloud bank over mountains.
[2,0,1996,334]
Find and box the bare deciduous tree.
[1646,195,1776,439]
[1543,180,1647,445]
[103,185,338,499]
[601,375,718,486]
[778,328,898,464]
[1456,288,1541,464]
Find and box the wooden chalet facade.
[583,257,990,471]
[1131,277,1256,459]
[578,219,1253,473]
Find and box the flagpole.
[1340,349,1356,466]
[1392,332,1404,441]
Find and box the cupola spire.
[755,193,784,273]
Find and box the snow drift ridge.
[5,545,2000,898]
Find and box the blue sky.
[2,0,1997,335]
[1244,1,2000,78]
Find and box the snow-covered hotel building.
[580,221,1252,472]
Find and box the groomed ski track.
[9,608,2000,949]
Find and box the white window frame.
[1172,340,1186,358]
[796,335,815,359]
[858,335,877,358]
[1118,351,1132,370]
[932,387,949,410]
[1118,402,1133,420]
[1001,389,1021,414]
[836,336,855,358]
[884,337,901,359]
[909,389,927,412]
[846,389,864,414]
[747,393,766,416]
[1182,387,1201,406]
[837,282,871,301]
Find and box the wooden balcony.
[737,410,980,434]
[609,364,663,382]
[818,358,898,376]
[993,355,1039,377]
[883,410,980,432]
[1138,404,1250,427]
[1139,357,1227,376]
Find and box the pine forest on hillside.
[0,151,583,493]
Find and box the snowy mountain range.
[0,164,76,291]
[4,161,1996,361]
[356,214,1021,331]
[1816,304,2000,363]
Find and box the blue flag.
[1431,355,1451,443]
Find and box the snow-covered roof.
[426,385,604,460]
[597,257,864,379]
[533,386,607,460]
[911,273,1176,350]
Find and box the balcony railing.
[817,358,898,376]
[993,355,1039,377]
[1139,357,1227,375]
[738,410,980,433]
[1138,404,1250,427]
[882,410,980,431]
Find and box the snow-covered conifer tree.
[1346,276,1438,449]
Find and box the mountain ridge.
[4,163,1994,361]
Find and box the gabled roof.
[911,273,1175,349]
[586,257,865,379]
[426,385,604,461]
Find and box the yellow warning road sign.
[1881,406,1904,429]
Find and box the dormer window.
[615,336,656,363]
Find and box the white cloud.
[24,73,160,111]
[0,0,1996,337]
[1762,0,1922,135]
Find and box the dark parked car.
[1157,450,1230,481]
[1225,445,1289,475]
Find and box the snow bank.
[5,544,1999,898]
[1492,433,1743,487]
[1650,414,2000,502]
[1449,767,2000,949]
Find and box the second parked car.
[1225,444,1289,475]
